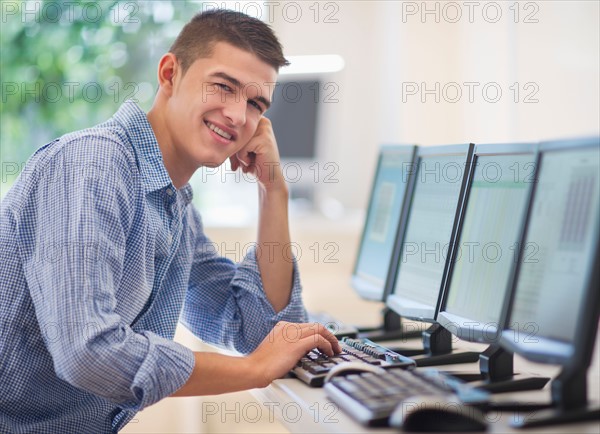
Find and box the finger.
[276,322,340,349]
[239,157,250,167]
[320,327,342,354]
[304,322,340,344]
[236,151,250,168]
[330,336,342,354]
[229,155,239,171]
[294,323,341,354]
[315,324,340,351]
[301,335,335,357]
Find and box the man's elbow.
[53,344,96,389]
[52,337,130,399]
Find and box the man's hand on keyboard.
[248,321,342,387]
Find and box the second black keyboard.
[324,367,490,426]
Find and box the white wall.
[271,1,600,210]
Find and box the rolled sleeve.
[123,332,195,410]
[232,246,308,322]
[182,213,308,355]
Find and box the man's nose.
[223,96,246,127]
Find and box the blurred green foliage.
[1,0,204,189]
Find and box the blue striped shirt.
[0,101,307,433]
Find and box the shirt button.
[167,234,173,245]
[166,188,174,196]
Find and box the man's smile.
[205,120,235,141]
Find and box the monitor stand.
[510,368,600,428]
[389,324,481,365]
[357,307,423,342]
[450,345,550,394]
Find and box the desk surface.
[251,333,600,434]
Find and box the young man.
[0,10,340,433]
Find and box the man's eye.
[217,83,232,92]
[248,100,263,112]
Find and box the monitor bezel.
[352,144,417,301]
[499,137,600,368]
[385,143,475,322]
[437,142,539,344]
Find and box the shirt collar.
[112,100,173,195]
[179,184,194,204]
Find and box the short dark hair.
[169,9,289,74]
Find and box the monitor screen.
[388,149,470,320]
[265,80,319,159]
[442,152,536,335]
[508,146,599,348]
[353,146,415,299]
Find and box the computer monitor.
[263,79,321,205]
[352,145,417,301]
[500,137,600,427]
[436,143,549,390]
[385,144,480,365]
[265,80,319,160]
[309,145,418,339]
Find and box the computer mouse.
[389,395,488,432]
[323,362,386,383]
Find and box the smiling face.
[150,42,278,185]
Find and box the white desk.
[251,336,600,433]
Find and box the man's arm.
[232,117,294,313]
[256,182,292,312]
[172,322,341,396]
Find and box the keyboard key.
[309,365,330,375]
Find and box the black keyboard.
[307,311,359,338]
[324,368,490,426]
[291,338,416,387]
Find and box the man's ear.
[157,53,178,96]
